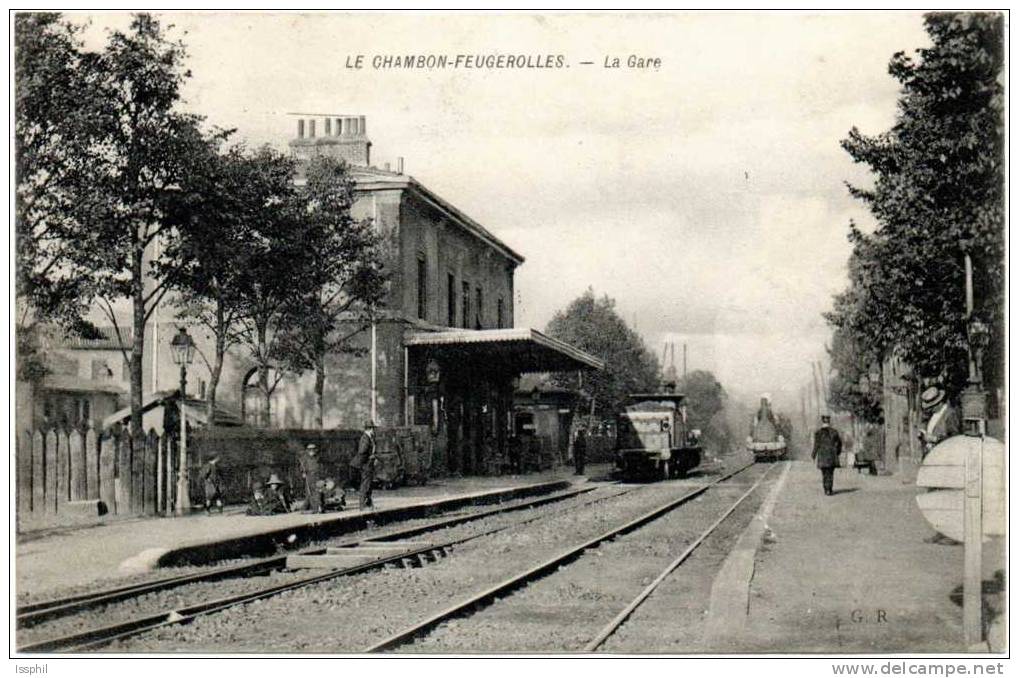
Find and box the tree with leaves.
[275,155,386,429]
[545,289,660,417]
[676,369,730,454]
[15,13,101,382]
[835,12,1004,401]
[162,144,296,424]
[217,148,313,427]
[16,13,229,437]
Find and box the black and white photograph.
[10,8,1008,666]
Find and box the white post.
[371,319,378,424]
[963,436,983,647]
[156,437,164,514]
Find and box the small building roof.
[54,326,132,350]
[405,328,604,373]
[102,390,244,431]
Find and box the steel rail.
[583,461,778,651]
[18,483,634,653]
[363,462,757,653]
[17,483,600,628]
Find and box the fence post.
[45,429,58,515]
[162,435,174,516]
[32,430,45,519]
[85,426,99,500]
[157,428,165,515]
[100,432,117,514]
[116,432,131,515]
[131,431,145,514]
[69,427,86,501]
[17,432,33,522]
[56,428,70,512]
[144,429,158,515]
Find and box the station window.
[447,273,456,327]
[462,281,470,328]
[417,254,427,320]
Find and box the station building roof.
[404,328,604,374]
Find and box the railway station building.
[280,115,603,473]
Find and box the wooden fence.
[16,425,180,531]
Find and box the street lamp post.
[171,327,195,515]
[961,250,990,436]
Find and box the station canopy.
[404,328,604,374]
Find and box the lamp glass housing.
[170,328,195,366]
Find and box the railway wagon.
[615,392,702,481]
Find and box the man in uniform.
[811,415,842,496]
[573,425,587,476]
[300,444,323,513]
[357,421,377,509]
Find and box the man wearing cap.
[811,415,842,496]
[265,473,291,514]
[201,457,224,515]
[357,421,377,509]
[300,444,324,513]
[920,386,960,458]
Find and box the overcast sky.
[76,11,930,412]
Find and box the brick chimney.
[289,114,371,167]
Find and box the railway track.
[366,460,772,652]
[18,480,635,653]
[17,483,605,629]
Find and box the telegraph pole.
[811,362,824,417]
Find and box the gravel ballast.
[104,460,760,653]
[19,484,630,649]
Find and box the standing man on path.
[357,421,377,509]
[811,415,842,496]
[573,425,587,476]
[300,444,323,513]
[201,457,224,515]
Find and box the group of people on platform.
[811,384,961,496]
[199,421,379,517]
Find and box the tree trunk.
[130,245,145,439]
[314,353,325,430]
[206,298,225,426]
[258,323,271,427]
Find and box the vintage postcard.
[10,9,1007,668]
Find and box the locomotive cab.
[615,392,702,481]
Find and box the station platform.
[704,460,1006,653]
[16,465,608,599]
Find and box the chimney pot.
[308,119,316,138]
[334,117,342,136]
[341,117,352,136]
[297,119,305,138]
[397,157,404,174]
[359,116,367,136]
[324,118,332,135]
